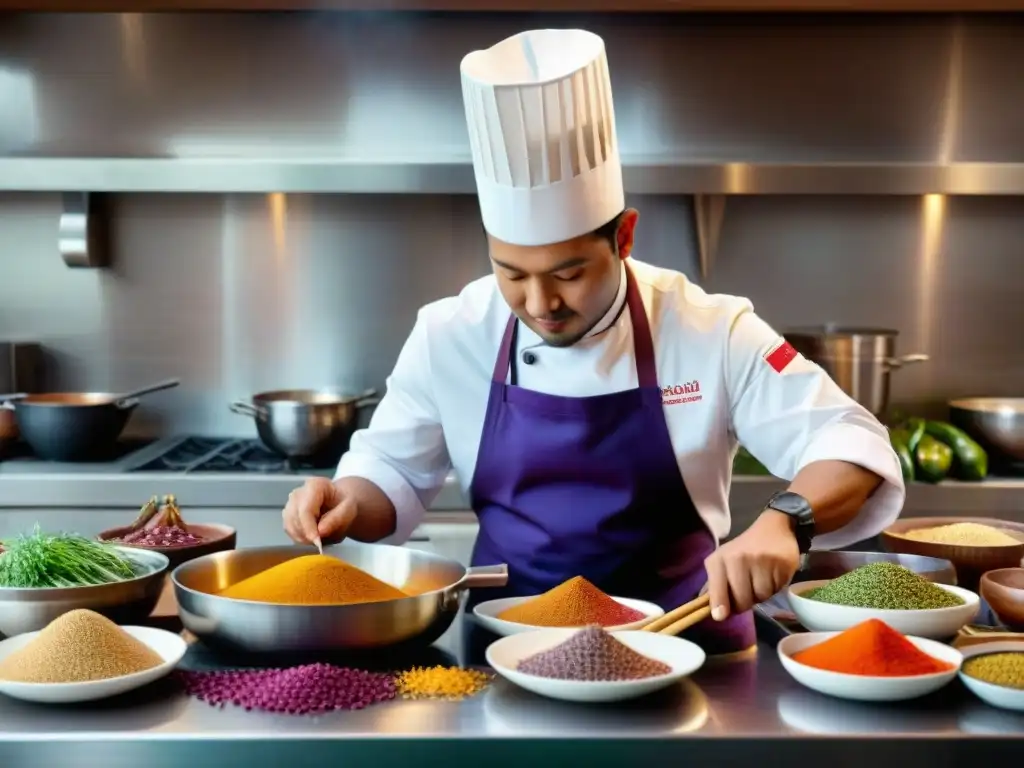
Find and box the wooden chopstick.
[641,593,711,635]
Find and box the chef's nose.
[524,281,560,319]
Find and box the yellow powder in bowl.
[900,522,1022,547]
[0,609,163,684]
[218,554,408,605]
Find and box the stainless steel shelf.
[3,157,1024,195]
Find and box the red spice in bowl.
[792,618,955,676]
[497,576,647,627]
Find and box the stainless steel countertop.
[0,611,1021,762]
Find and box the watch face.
[772,492,814,525]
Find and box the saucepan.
[0,393,21,455]
[229,387,380,466]
[171,542,509,654]
[785,326,928,418]
[4,379,180,462]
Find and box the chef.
[282,29,905,654]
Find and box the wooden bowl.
[980,568,1024,632]
[881,517,1024,591]
[98,523,237,570]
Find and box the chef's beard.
[528,310,591,348]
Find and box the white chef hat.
[460,29,624,247]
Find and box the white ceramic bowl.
[485,627,705,703]
[473,595,663,637]
[958,640,1024,712]
[777,631,962,702]
[787,580,979,639]
[0,626,188,704]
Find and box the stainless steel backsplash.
[1,12,1023,437]
[1,191,1022,436]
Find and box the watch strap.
[766,490,815,554]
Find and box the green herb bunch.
[0,526,141,588]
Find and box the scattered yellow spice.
[394,665,492,700]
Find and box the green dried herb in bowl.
[0,526,143,589]
[802,562,964,610]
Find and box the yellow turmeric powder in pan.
[219,554,408,605]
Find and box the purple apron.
[467,264,755,655]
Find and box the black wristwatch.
[764,491,816,554]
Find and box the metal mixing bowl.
[0,546,169,637]
[792,550,957,586]
[949,397,1024,462]
[172,542,508,654]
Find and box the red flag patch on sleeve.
[764,338,798,373]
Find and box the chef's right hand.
[282,477,358,546]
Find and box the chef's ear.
[616,209,639,260]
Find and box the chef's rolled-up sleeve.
[335,310,452,545]
[725,306,906,549]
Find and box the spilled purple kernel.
[177,663,396,715]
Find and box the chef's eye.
[555,270,583,282]
[504,271,526,282]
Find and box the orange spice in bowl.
[792,618,955,677]
[496,576,646,627]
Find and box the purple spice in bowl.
[177,664,397,714]
[516,625,672,682]
[119,525,205,548]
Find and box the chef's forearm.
[782,459,884,535]
[331,477,398,542]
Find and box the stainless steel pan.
[9,379,180,462]
[171,542,508,653]
[230,387,380,465]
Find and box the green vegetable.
[889,428,915,482]
[0,527,142,588]
[733,446,771,476]
[914,434,953,484]
[924,420,988,481]
[905,418,927,453]
[803,562,964,610]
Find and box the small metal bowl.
[0,546,169,637]
[950,397,1024,462]
[97,523,237,570]
[172,541,508,654]
[793,550,958,585]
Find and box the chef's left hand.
[703,511,801,621]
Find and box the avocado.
[914,434,954,484]
[889,428,915,482]
[924,421,988,481]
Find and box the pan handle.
[0,393,25,409]
[454,563,509,591]
[353,388,380,409]
[229,401,269,421]
[885,353,929,370]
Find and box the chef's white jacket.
[336,257,906,549]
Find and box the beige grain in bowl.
[881,517,1024,591]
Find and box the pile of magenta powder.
[517,625,671,682]
[120,525,204,547]
[178,664,397,714]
